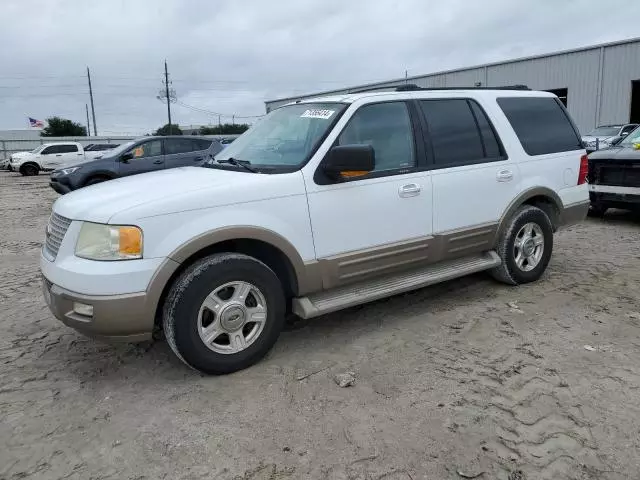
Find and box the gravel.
[1,171,640,480]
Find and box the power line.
[176,100,264,119]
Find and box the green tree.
[40,117,87,137]
[200,123,249,135]
[153,123,183,136]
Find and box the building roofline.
[265,36,640,105]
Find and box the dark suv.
[49,136,223,194]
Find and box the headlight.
[59,166,81,175]
[75,222,143,260]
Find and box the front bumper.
[42,275,153,342]
[49,180,71,194]
[589,184,640,208]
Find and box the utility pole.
[405,70,408,84]
[85,104,91,137]
[218,114,221,127]
[87,67,97,136]
[164,60,172,134]
[232,114,235,125]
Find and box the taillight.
[577,154,588,185]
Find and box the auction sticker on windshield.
[301,109,335,119]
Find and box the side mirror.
[323,145,375,180]
[121,152,134,162]
[621,132,629,137]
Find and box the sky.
[1,0,639,135]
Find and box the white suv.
[41,86,589,374]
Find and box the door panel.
[118,140,164,177]
[431,161,519,233]
[304,101,433,288]
[419,98,519,237]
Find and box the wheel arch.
[494,187,562,245]
[149,226,316,330]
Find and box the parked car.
[587,126,640,215]
[8,142,104,176]
[0,157,9,170]
[41,87,588,374]
[581,124,638,153]
[49,136,223,194]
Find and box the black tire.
[490,205,554,285]
[587,204,608,217]
[85,176,109,187]
[162,253,286,374]
[20,163,39,176]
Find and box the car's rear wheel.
[20,163,39,176]
[491,205,554,285]
[163,253,286,374]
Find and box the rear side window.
[194,139,212,150]
[497,97,582,156]
[419,99,503,167]
[166,138,198,155]
[59,144,78,153]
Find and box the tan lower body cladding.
[311,224,498,290]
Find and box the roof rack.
[349,83,531,94]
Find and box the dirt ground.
[1,171,640,480]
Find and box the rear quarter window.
[497,97,582,156]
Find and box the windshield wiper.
[216,157,258,173]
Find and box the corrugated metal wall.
[599,42,640,125]
[265,39,640,134]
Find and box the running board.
[292,251,501,319]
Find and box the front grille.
[590,161,640,187]
[45,213,72,259]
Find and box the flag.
[29,117,44,128]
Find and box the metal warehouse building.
[265,37,640,134]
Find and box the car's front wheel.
[491,205,554,285]
[20,163,39,176]
[163,253,286,374]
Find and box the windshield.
[620,126,640,146]
[214,102,347,168]
[100,140,137,158]
[587,126,620,137]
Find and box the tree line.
[39,117,250,137]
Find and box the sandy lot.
[1,171,640,480]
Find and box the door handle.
[496,170,513,182]
[399,183,421,197]
[153,160,163,165]
[55,154,62,157]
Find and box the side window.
[165,138,197,155]
[40,146,56,155]
[621,125,636,135]
[420,99,489,167]
[130,140,163,159]
[469,101,503,159]
[337,102,415,172]
[60,144,78,153]
[497,97,582,156]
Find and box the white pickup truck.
[9,142,102,176]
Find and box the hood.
[52,166,306,223]
[588,146,640,161]
[10,151,32,159]
[582,135,616,142]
